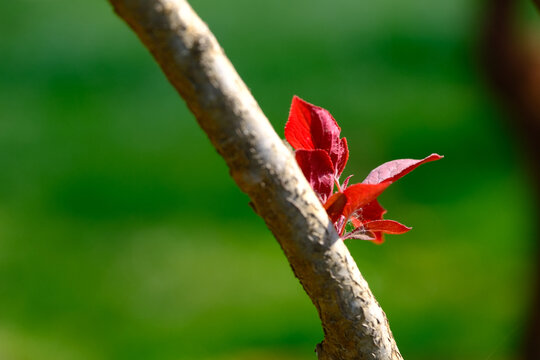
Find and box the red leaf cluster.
[285,96,442,244]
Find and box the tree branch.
[107,1,402,358]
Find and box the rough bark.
[107,0,402,359]
[480,1,540,359]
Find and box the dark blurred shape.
[480,0,540,358]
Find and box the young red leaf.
[342,182,391,220]
[341,174,354,190]
[349,220,411,244]
[285,96,316,150]
[362,153,443,185]
[295,149,335,203]
[342,228,375,241]
[285,96,349,177]
[324,192,348,223]
[364,220,412,234]
[334,137,349,177]
[344,219,410,242]
[371,232,385,245]
[309,102,341,153]
[350,200,387,228]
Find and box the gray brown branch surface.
[107,0,402,359]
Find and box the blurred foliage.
[0,0,537,359]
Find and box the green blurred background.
[0,0,537,359]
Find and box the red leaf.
[342,182,391,220]
[341,174,354,190]
[285,96,316,150]
[362,153,443,185]
[295,149,335,203]
[355,220,411,244]
[371,232,385,245]
[309,103,341,152]
[350,199,386,227]
[344,219,410,243]
[360,200,387,222]
[285,96,349,177]
[342,229,375,241]
[364,220,412,234]
[334,137,349,178]
[324,192,348,223]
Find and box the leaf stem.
[334,177,342,193]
